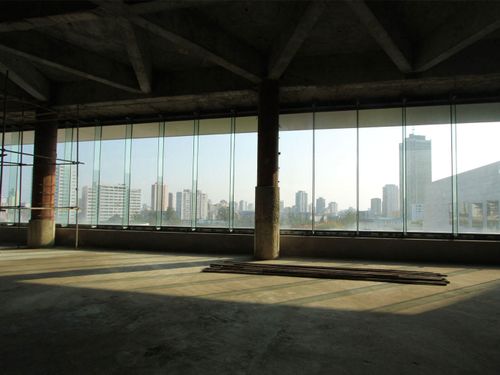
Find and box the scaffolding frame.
[0,71,83,248]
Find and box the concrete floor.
[0,247,499,374]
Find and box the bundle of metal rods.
[202,261,449,286]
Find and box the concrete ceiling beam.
[50,48,500,114]
[119,20,153,94]
[0,51,50,102]
[345,0,413,73]
[0,32,142,94]
[414,4,500,72]
[90,0,263,84]
[130,11,263,83]
[267,1,326,80]
[0,1,210,33]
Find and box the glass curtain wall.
[163,120,195,227]
[233,116,257,228]
[20,131,34,223]
[358,108,403,231]
[3,103,500,236]
[55,126,78,226]
[405,106,452,233]
[279,113,314,230]
[129,122,160,227]
[196,118,232,228]
[314,111,357,231]
[0,131,21,224]
[455,103,500,234]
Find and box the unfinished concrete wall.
[1,226,499,264]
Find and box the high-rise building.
[168,193,174,210]
[178,189,208,221]
[196,192,208,220]
[400,134,432,221]
[55,165,77,223]
[180,189,192,221]
[316,197,326,214]
[175,191,183,218]
[151,183,168,211]
[84,184,141,224]
[239,200,247,212]
[327,202,338,215]
[370,198,382,217]
[382,184,399,217]
[425,161,500,232]
[295,191,308,213]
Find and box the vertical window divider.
[157,120,166,228]
[191,116,200,230]
[92,123,102,227]
[12,131,20,224]
[402,99,407,235]
[450,99,459,236]
[75,105,80,248]
[229,112,236,231]
[123,122,133,228]
[18,103,24,228]
[356,100,360,235]
[312,105,316,233]
[63,125,74,226]
[0,72,8,217]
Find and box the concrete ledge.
[0,226,27,246]
[55,227,253,255]
[1,226,499,264]
[280,235,500,264]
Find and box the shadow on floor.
[0,255,499,375]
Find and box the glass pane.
[359,108,403,231]
[96,125,127,226]
[456,103,500,234]
[20,131,34,223]
[76,127,95,225]
[406,106,452,233]
[129,123,159,226]
[0,132,21,223]
[279,113,313,230]
[314,111,357,231]
[163,121,194,227]
[233,116,257,228]
[196,118,231,228]
[55,128,77,226]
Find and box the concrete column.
[27,112,58,248]
[254,79,280,260]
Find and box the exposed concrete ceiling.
[0,0,499,124]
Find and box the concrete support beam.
[254,80,280,260]
[345,0,412,73]
[0,51,50,101]
[268,1,325,80]
[414,4,500,72]
[27,112,58,248]
[120,20,152,94]
[0,32,142,94]
[0,1,207,33]
[90,1,262,83]
[130,11,263,83]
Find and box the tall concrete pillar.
[27,112,58,248]
[254,79,280,260]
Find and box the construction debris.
[202,261,449,286]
